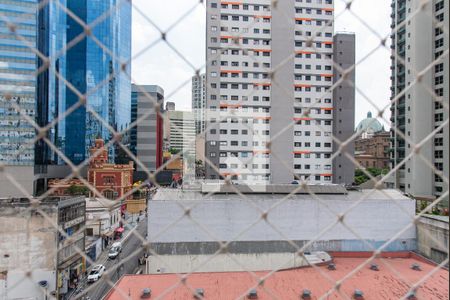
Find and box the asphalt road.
[74,216,147,300]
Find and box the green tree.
[354,167,388,185]
[67,185,89,196]
[169,148,180,155]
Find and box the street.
[74,216,147,300]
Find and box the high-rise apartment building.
[192,73,207,135]
[205,0,353,183]
[389,0,448,205]
[35,0,132,191]
[0,0,37,196]
[130,84,164,180]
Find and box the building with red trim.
[48,139,133,201]
[87,139,133,200]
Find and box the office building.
[166,110,196,158]
[192,73,207,135]
[205,0,355,183]
[389,0,448,206]
[130,84,164,179]
[0,0,37,196]
[35,0,132,191]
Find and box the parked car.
[87,265,105,283]
[108,242,122,259]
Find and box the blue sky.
[131,0,392,127]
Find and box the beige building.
[355,131,390,169]
[0,196,85,300]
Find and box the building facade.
[0,0,36,165]
[35,0,132,191]
[389,0,449,206]
[332,33,356,185]
[130,84,164,180]
[166,110,196,159]
[192,73,206,135]
[87,139,133,200]
[0,0,37,196]
[205,0,354,183]
[0,196,85,300]
[48,139,133,202]
[355,131,390,169]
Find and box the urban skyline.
[131,0,392,127]
[0,1,448,300]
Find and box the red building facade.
[87,139,133,200]
[48,139,134,202]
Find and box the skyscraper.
[0,0,37,166]
[0,0,37,196]
[192,73,206,135]
[35,0,132,189]
[130,84,164,180]
[205,0,354,184]
[388,0,448,205]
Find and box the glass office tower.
[36,0,131,167]
[0,0,37,166]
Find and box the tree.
[354,167,389,185]
[169,148,180,155]
[67,184,89,196]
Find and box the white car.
[87,265,105,283]
[108,242,122,259]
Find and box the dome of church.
[356,111,384,135]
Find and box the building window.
[103,190,115,200]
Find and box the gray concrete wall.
[0,165,34,197]
[416,214,449,264]
[149,189,416,253]
[332,33,356,185]
[146,252,331,274]
[269,0,295,184]
[0,204,58,299]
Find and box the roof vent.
[406,290,417,300]
[353,290,364,299]
[141,288,151,298]
[411,263,421,271]
[248,289,258,299]
[194,288,204,299]
[327,263,336,270]
[301,289,312,299]
[369,263,379,271]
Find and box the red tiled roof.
[105,253,448,300]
